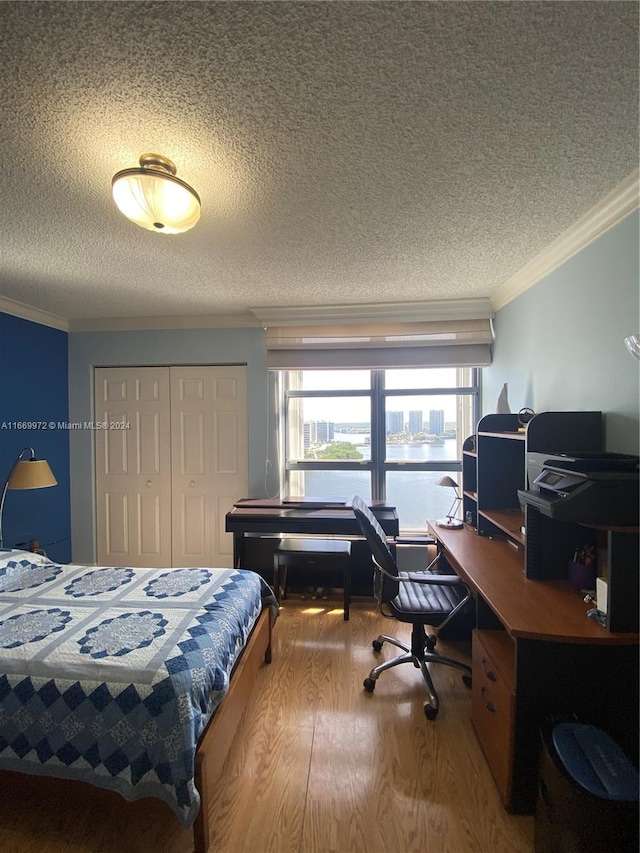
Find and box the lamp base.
[435,517,464,530]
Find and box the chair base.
[364,625,472,719]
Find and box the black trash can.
[535,722,639,853]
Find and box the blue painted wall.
[0,313,71,561]
[484,211,640,454]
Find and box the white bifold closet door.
[169,366,248,568]
[94,365,248,568]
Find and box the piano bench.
[273,538,352,620]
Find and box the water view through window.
[303,433,459,529]
[283,368,478,532]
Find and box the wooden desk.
[429,522,639,814]
[226,499,399,568]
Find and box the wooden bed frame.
[193,606,273,852]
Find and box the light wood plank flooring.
[0,598,534,853]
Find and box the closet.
[94,365,247,568]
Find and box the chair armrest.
[372,557,467,588]
[394,536,437,546]
[401,572,466,587]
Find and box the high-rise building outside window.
[429,409,445,436]
[408,410,423,433]
[386,410,404,434]
[281,368,480,532]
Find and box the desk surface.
[429,522,638,645]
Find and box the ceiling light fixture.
[111,153,201,234]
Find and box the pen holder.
[568,561,595,591]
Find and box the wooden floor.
[0,598,534,853]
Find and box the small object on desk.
[568,561,596,591]
[435,519,463,529]
[517,407,535,431]
[435,475,463,529]
[568,544,596,591]
[587,608,607,627]
[596,577,608,614]
[496,382,511,414]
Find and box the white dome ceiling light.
[111,153,201,234]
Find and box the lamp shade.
[8,459,57,490]
[112,154,201,234]
[436,476,459,490]
[0,447,58,549]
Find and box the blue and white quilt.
[0,551,276,827]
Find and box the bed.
[0,549,277,853]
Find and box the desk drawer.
[471,630,515,806]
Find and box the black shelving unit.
[461,434,478,528]
[463,411,604,549]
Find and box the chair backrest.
[352,495,399,603]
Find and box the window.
[281,367,480,532]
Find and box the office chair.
[352,495,472,720]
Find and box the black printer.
[518,453,639,527]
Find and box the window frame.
[282,368,481,506]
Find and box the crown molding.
[0,296,69,331]
[68,313,261,332]
[491,169,640,312]
[250,298,495,327]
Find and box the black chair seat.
[392,573,468,619]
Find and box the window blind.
[265,319,493,369]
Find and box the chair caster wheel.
[363,677,376,693]
[372,640,383,652]
[424,704,438,720]
[462,674,472,689]
[426,633,437,650]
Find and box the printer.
[518,453,639,526]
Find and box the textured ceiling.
[0,1,638,323]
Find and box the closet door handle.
[189,480,195,487]
[481,658,497,681]
[146,480,152,488]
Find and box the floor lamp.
[0,447,58,549]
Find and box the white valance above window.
[265,319,494,369]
